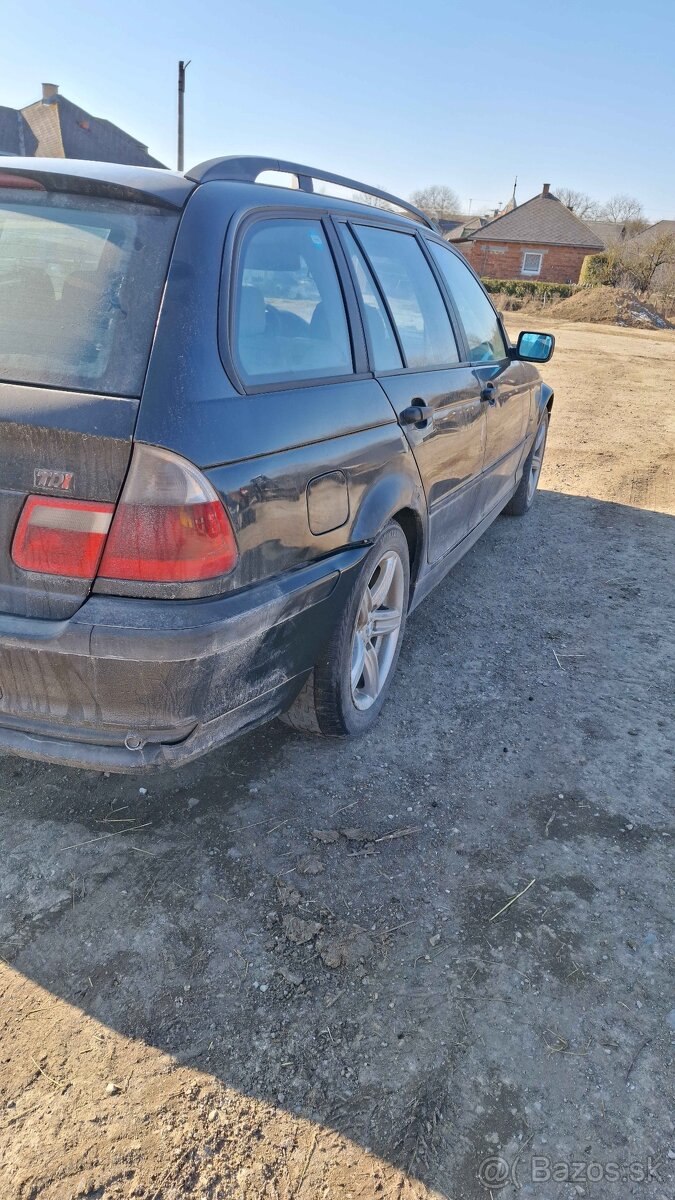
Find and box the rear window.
[231,218,353,387]
[0,190,178,395]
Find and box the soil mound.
[548,286,671,328]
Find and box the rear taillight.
[12,447,238,586]
[12,496,114,578]
[97,444,238,583]
[0,173,46,190]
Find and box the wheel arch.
[349,469,427,594]
[392,506,424,595]
[542,382,554,417]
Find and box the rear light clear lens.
[97,444,238,583]
[12,496,114,578]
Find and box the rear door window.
[354,225,459,369]
[0,190,178,395]
[426,240,507,363]
[232,218,353,386]
[340,227,402,371]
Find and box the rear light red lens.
[97,445,238,583]
[11,448,237,586]
[12,496,114,579]
[98,499,237,581]
[0,173,46,190]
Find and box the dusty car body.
[0,156,553,771]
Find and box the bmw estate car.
[0,155,553,771]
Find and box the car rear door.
[0,179,178,619]
[339,221,485,564]
[425,239,532,518]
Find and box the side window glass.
[233,218,353,385]
[355,225,459,370]
[427,241,507,363]
[341,227,402,371]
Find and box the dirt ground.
[1,320,674,1200]
[545,289,672,331]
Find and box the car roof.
[0,156,440,235]
[185,155,437,230]
[192,178,434,233]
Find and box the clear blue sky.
[3,0,674,219]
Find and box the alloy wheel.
[350,550,405,711]
[527,420,548,504]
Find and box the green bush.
[579,253,618,286]
[482,278,577,300]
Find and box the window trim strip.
[333,217,405,371]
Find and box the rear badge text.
[34,469,74,492]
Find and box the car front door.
[339,221,485,564]
[426,240,532,519]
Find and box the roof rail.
[185,156,438,231]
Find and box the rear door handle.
[400,404,434,427]
[480,382,497,406]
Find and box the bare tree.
[351,190,398,212]
[617,233,675,293]
[409,184,461,220]
[554,187,601,219]
[600,194,648,234]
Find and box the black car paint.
[0,159,552,771]
[0,382,137,618]
[0,547,369,771]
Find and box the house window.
[522,251,543,276]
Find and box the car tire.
[503,411,549,516]
[281,521,410,737]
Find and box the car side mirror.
[516,331,554,363]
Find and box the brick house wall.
[456,240,593,284]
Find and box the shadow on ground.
[1,491,673,1199]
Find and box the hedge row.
[482,278,578,300]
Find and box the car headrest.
[309,301,330,340]
[60,270,101,305]
[7,268,56,308]
[239,286,267,337]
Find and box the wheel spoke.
[351,632,366,691]
[361,643,380,700]
[527,425,547,501]
[369,555,396,611]
[370,605,401,637]
[351,544,405,711]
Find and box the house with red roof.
[451,184,604,284]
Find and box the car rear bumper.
[0,546,367,772]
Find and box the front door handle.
[400,403,434,427]
[480,382,497,406]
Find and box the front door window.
[426,241,507,364]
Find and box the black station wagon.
[0,156,554,771]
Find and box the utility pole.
[177,59,191,172]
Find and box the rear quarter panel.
[136,184,427,591]
[205,417,424,590]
